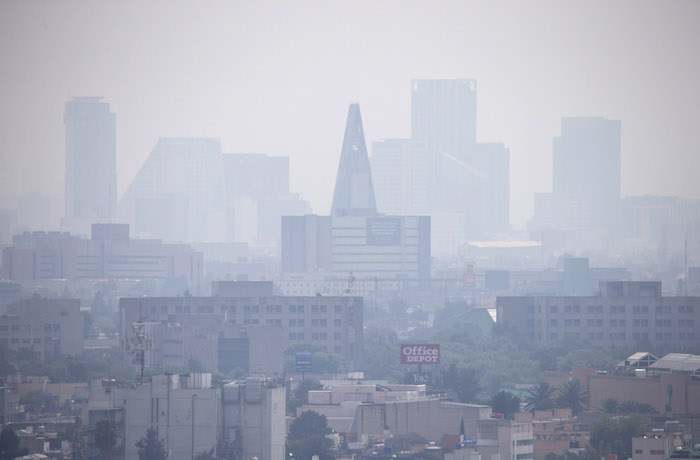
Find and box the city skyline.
[1,1,699,227]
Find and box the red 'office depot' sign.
[400,344,440,364]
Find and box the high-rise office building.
[552,117,621,230]
[118,138,227,242]
[222,154,310,244]
[331,103,377,217]
[370,139,431,216]
[406,80,510,235]
[64,97,116,234]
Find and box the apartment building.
[119,281,363,370]
[0,298,83,357]
[497,281,700,352]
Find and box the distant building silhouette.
[118,138,226,242]
[63,97,116,234]
[282,103,431,280]
[552,117,621,230]
[331,103,377,217]
[371,139,431,216]
[402,79,509,239]
[222,153,310,244]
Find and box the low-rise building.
[497,281,700,352]
[0,298,83,357]
[120,281,363,371]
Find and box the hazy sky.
[1,0,699,227]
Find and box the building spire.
[330,104,377,217]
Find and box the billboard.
[295,352,312,372]
[366,217,401,246]
[400,344,440,364]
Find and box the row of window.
[0,337,44,344]
[0,324,61,333]
[149,304,345,315]
[546,332,695,341]
[287,332,344,342]
[555,319,694,327]
[535,304,696,314]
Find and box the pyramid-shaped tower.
[330,103,377,217]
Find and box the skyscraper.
[406,79,509,235]
[411,79,477,159]
[118,138,226,242]
[64,97,116,233]
[552,117,621,230]
[330,104,377,217]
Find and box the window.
[320,319,327,327]
[275,319,282,327]
[312,333,319,340]
[587,319,595,327]
[550,305,558,313]
[289,333,296,340]
[334,346,342,353]
[289,305,297,313]
[12,325,20,331]
[550,319,558,326]
[334,319,342,327]
[587,305,595,313]
[550,333,558,339]
[176,306,183,313]
[184,306,191,314]
[320,333,327,340]
[289,319,296,327]
[312,319,319,327]
[334,305,342,313]
[297,333,304,341]
[334,332,342,340]
[297,319,304,327]
[312,305,318,313]
[161,306,168,314]
[610,319,617,327]
[0,325,7,332]
[11,338,19,344]
[266,319,274,326]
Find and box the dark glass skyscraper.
[331,103,377,217]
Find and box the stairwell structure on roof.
[331,103,378,217]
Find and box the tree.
[439,363,481,403]
[135,428,168,460]
[0,427,27,460]
[94,419,117,460]
[288,379,325,416]
[70,424,89,460]
[287,411,334,460]
[598,398,619,413]
[524,382,556,413]
[487,391,521,419]
[194,448,216,460]
[556,379,588,415]
[589,416,646,460]
[619,400,656,414]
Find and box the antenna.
[344,272,356,371]
[124,304,152,385]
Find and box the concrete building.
[476,417,534,460]
[120,280,363,370]
[281,214,431,279]
[530,409,589,460]
[497,281,700,352]
[1,224,203,289]
[82,374,218,460]
[0,298,83,358]
[64,97,117,235]
[299,382,427,435]
[632,436,672,460]
[219,378,285,460]
[354,398,491,442]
